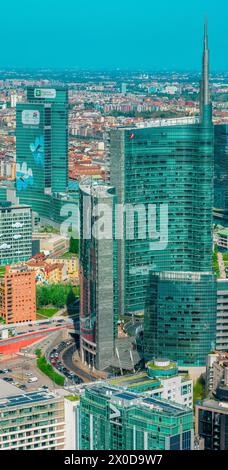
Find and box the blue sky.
[1,0,227,70]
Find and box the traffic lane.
[62,345,95,382]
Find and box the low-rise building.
[217,229,228,251]
[78,382,193,450]
[195,385,228,450]
[52,256,79,282]
[32,233,69,257]
[108,359,193,408]
[64,360,193,450]
[206,352,228,392]
[26,253,67,285]
[0,379,65,450]
[216,279,228,352]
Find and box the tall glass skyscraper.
[110,23,214,317]
[110,22,216,366]
[110,117,214,315]
[79,22,217,369]
[16,86,69,223]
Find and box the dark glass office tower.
[16,86,69,222]
[79,182,117,370]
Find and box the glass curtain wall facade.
[110,119,214,316]
[214,124,228,224]
[109,24,216,368]
[79,384,194,450]
[16,86,68,222]
[144,272,217,366]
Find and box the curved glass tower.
[143,22,216,366]
[109,22,216,366]
[79,22,217,369]
[144,271,217,366]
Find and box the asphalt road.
[62,345,95,382]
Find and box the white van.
[28,377,38,383]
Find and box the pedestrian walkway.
[218,252,226,279]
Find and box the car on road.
[2,368,10,373]
[3,377,13,382]
[72,377,80,384]
[25,372,33,377]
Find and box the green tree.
[36,284,79,309]
[69,236,79,254]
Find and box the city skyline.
[0,4,228,456]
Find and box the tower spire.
[204,17,208,50]
[200,18,211,121]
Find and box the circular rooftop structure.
[146,359,178,378]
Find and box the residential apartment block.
[0,380,65,450]
[0,201,32,265]
[0,265,36,324]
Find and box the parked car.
[28,377,38,383]
[18,384,27,390]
